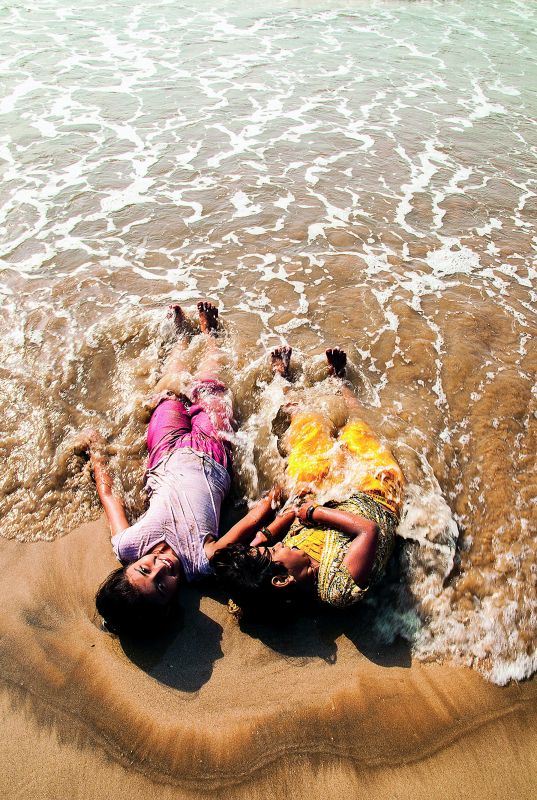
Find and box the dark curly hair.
[211,544,296,621]
[95,566,171,638]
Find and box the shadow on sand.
[120,587,224,692]
[235,583,412,670]
[212,537,412,671]
[120,547,411,695]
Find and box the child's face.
[125,549,181,604]
[268,542,315,586]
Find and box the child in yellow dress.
[212,346,404,614]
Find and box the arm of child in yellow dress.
[298,505,379,587]
[205,487,282,559]
[249,508,296,546]
[82,430,130,538]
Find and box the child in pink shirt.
[82,303,280,637]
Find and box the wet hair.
[211,544,295,621]
[95,566,170,638]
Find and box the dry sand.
[1,518,536,800]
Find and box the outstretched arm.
[297,505,379,587]
[82,430,130,537]
[204,487,282,560]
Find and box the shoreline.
[1,521,536,798]
[1,669,536,799]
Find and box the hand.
[249,508,296,547]
[73,428,107,459]
[278,507,297,523]
[268,484,284,509]
[249,531,269,547]
[296,505,308,524]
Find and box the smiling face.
[268,541,317,588]
[125,543,182,605]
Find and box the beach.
[1,520,537,799]
[1,0,536,796]
[1,519,537,799]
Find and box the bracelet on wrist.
[305,504,319,524]
[260,527,274,544]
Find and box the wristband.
[260,527,273,544]
[305,504,318,524]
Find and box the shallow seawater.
[0,0,536,696]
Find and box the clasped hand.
[248,497,318,547]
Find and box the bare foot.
[197,301,219,336]
[326,347,347,378]
[271,345,292,378]
[166,304,190,334]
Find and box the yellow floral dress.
[283,412,404,609]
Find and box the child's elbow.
[367,521,379,543]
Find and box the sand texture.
[1,519,536,799]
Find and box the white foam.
[230,191,261,218]
[426,244,481,277]
[0,77,41,114]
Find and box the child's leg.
[268,346,335,485]
[153,305,192,396]
[326,347,404,514]
[191,301,237,448]
[338,419,404,516]
[189,404,232,470]
[146,398,192,471]
[325,347,363,417]
[194,301,224,383]
[285,410,336,484]
[270,345,292,379]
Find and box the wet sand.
[2,690,536,800]
[1,517,536,799]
